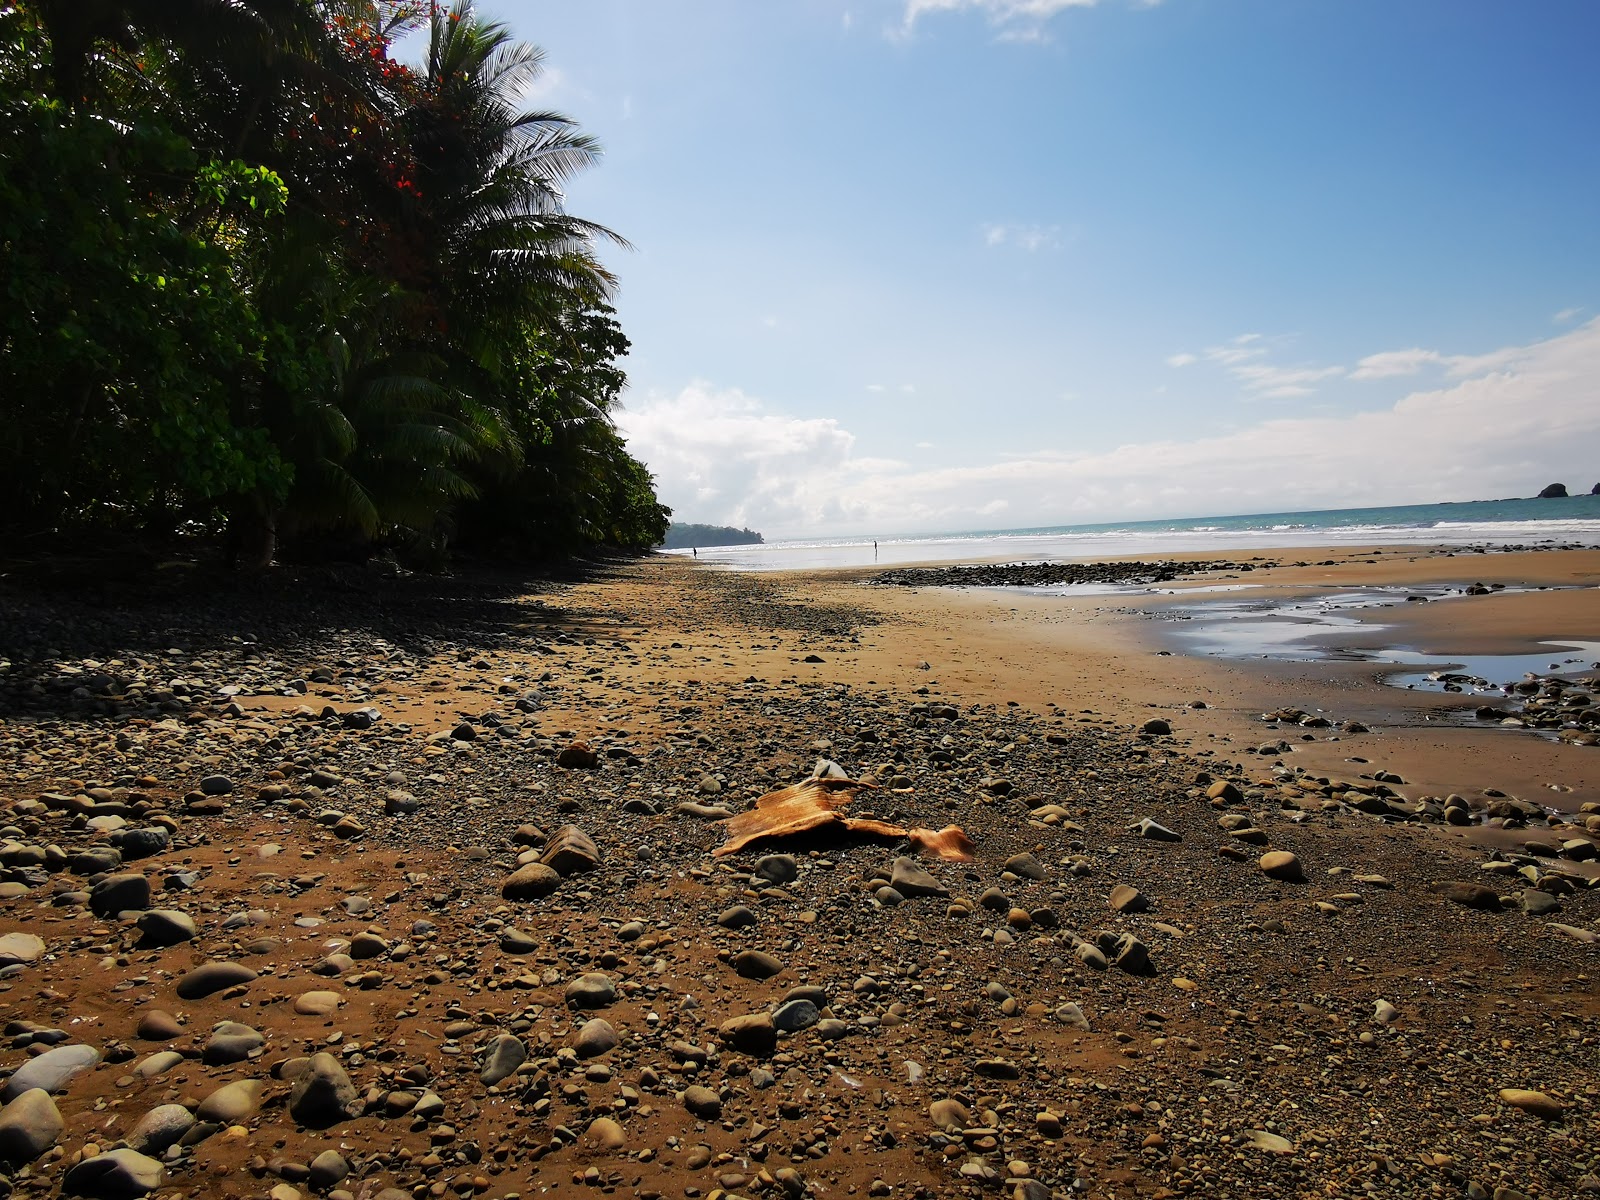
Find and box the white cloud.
[1349,347,1447,379]
[1171,333,1342,398]
[619,320,1600,538]
[1555,307,1582,324]
[904,0,1101,36]
[1350,343,1521,381]
[981,222,1064,252]
[1228,362,1344,399]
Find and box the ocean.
[662,495,1600,571]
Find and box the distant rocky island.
[660,522,764,549]
[1535,483,1600,498]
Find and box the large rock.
[718,1012,778,1057]
[89,874,150,917]
[0,932,45,968]
[1433,881,1502,910]
[1499,1088,1566,1120]
[1133,818,1182,842]
[125,1104,195,1154]
[293,991,342,1017]
[1003,852,1048,881]
[288,1053,358,1127]
[682,1085,722,1120]
[731,950,784,980]
[136,910,196,948]
[1108,884,1148,913]
[1258,851,1304,882]
[175,961,257,999]
[752,854,798,885]
[572,1019,619,1059]
[0,1089,64,1164]
[540,825,601,876]
[195,1079,264,1123]
[202,1021,264,1065]
[1,1044,99,1102]
[889,856,947,898]
[110,827,169,859]
[62,1148,165,1198]
[501,862,562,901]
[564,973,616,1009]
[479,1034,526,1086]
[772,999,821,1033]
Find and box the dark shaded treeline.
[0,1,669,566]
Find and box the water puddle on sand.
[1156,584,1600,695]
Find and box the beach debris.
[908,825,977,862]
[713,777,903,857]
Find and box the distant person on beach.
[874,540,878,560]
[692,547,697,558]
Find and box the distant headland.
[660,522,764,549]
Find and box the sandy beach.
[0,546,1596,1200]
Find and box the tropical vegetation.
[0,0,670,565]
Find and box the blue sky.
[449,0,1600,536]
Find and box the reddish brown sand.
[0,546,1596,1200]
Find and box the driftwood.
[712,777,902,857]
[712,777,974,862]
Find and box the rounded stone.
[125,1104,194,1155]
[62,1148,164,1198]
[89,874,150,918]
[175,961,257,999]
[195,1079,264,1123]
[0,1088,64,1164]
[585,1116,626,1151]
[563,973,616,1009]
[136,910,196,948]
[293,991,342,1017]
[1,1044,100,1102]
[1259,851,1304,882]
[501,862,562,901]
[573,1018,619,1059]
[683,1085,722,1120]
[288,1053,358,1127]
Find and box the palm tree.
[399,0,626,349]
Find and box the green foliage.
[0,89,291,531]
[0,0,667,560]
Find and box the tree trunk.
[226,496,277,572]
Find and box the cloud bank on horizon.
[618,318,1600,539]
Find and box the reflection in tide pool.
[1159,585,1600,695]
